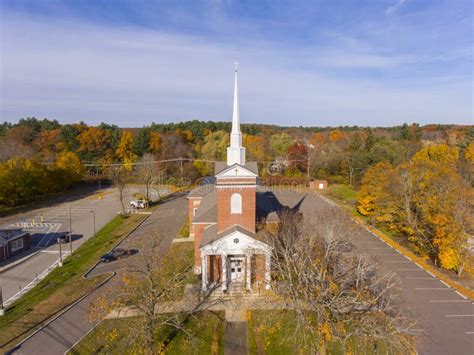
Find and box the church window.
[231,193,242,214]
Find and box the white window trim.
[193,207,198,216]
[230,193,242,214]
[11,238,24,252]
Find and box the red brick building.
[187,66,271,293]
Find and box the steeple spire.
[227,61,246,166]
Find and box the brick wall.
[193,223,213,268]
[188,198,201,236]
[216,187,256,233]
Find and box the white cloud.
[386,0,408,16]
[0,12,471,127]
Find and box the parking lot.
[0,186,154,306]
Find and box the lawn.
[0,213,147,351]
[177,218,190,238]
[326,184,358,204]
[248,310,400,355]
[69,311,225,354]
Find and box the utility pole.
[90,211,96,238]
[69,203,73,255]
[58,235,63,267]
[307,154,310,186]
[0,285,4,316]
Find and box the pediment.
[201,229,270,255]
[216,164,258,178]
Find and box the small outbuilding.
[0,228,32,262]
[310,179,328,190]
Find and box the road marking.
[414,262,423,269]
[466,332,474,334]
[429,300,470,303]
[4,253,70,307]
[426,271,435,277]
[403,255,411,260]
[455,291,468,300]
[395,268,424,271]
[384,260,412,263]
[416,288,450,291]
[370,247,391,250]
[405,277,436,280]
[445,314,474,317]
[440,280,451,288]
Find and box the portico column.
[221,255,227,291]
[264,253,271,290]
[246,255,252,291]
[201,255,208,291]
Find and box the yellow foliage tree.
[116,131,137,168]
[356,162,394,219]
[149,131,162,155]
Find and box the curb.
[356,217,474,301]
[4,213,153,353]
[315,191,474,302]
[5,273,115,355]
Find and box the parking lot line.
[405,277,436,280]
[429,300,470,303]
[445,314,474,317]
[416,288,451,291]
[455,291,468,300]
[384,260,412,263]
[440,280,451,288]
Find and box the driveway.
[7,194,187,355]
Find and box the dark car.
[57,233,70,244]
[100,248,139,263]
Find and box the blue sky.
[0,0,472,127]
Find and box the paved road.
[270,188,474,355]
[8,194,188,355]
[0,186,167,306]
[224,322,248,355]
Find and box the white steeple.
[227,61,246,166]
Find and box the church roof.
[214,161,258,175]
[200,224,256,247]
[187,182,215,198]
[192,189,216,223]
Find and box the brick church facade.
[187,66,271,292]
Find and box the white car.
[130,200,146,209]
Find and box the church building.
[187,65,272,293]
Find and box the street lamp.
[90,211,96,238]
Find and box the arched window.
[231,193,242,214]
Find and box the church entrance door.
[229,256,244,283]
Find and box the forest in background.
[0,117,472,275]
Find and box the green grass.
[0,213,146,351]
[177,218,190,238]
[327,184,358,204]
[69,311,225,354]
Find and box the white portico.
[200,225,271,292]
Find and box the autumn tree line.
[1,117,473,275]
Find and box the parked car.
[100,248,139,263]
[57,233,70,243]
[130,199,146,209]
